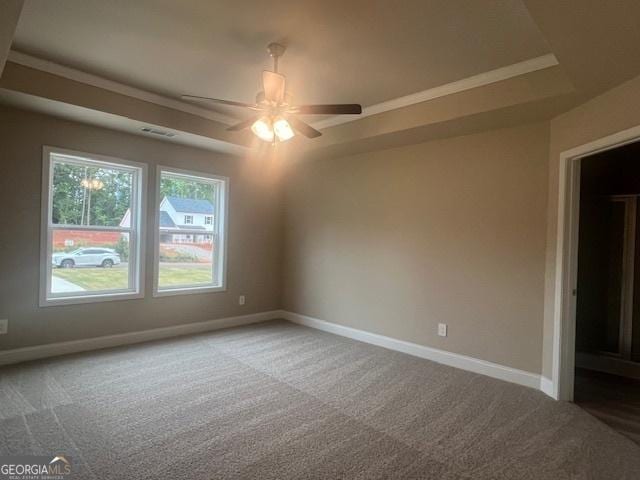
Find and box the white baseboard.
[0,309,556,399]
[281,310,546,393]
[0,310,281,366]
[540,376,555,398]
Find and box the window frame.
[40,146,147,307]
[184,215,194,225]
[153,165,229,297]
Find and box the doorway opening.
[573,140,640,444]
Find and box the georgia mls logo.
[0,455,72,479]
[49,456,71,474]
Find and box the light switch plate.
[0,319,8,335]
[239,295,246,306]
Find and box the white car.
[52,248,121,268]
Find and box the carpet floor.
[1,320,639,479]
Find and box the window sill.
[40,290,144,307]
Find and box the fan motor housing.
[267,42,286,59]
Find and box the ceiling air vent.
[141,127,176,138]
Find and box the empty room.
[1,1,639,478]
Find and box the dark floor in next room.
[574,367,640,445]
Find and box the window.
[154,166,228,296]
[41,147,146,305]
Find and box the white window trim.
[39,146,147,307]
[153,165,229,297]
[184,215,193,224]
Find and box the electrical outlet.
[0,319,8,335]
[437,323,447,337]
[238,295,246,306]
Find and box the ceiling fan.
[182,43,362,143]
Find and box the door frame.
[553,125,640,401]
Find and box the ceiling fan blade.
[226,116,260,132]
[181,95,261,110]
[262,71,286,104]
[290,104,362,115]
[288,116,322,138]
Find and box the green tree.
[52,162,132,226]
[114,236,129,261]
[160,177,214,201]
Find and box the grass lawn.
[158,264,213,287]
[52,267,128,290]
[52,264,212,290]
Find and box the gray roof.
[165,196,214,214]
[159,211,176,228]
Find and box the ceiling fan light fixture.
[186,42,362,143]
[273,117,295,141]
[251,117,274,142]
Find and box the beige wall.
[542,73,640,378]
[282,71,640,380]
[283,122,550,374]
[5,71,640,376]
[0,107,283,350]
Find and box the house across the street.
[121,196,214,244]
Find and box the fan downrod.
[267,42,286,72]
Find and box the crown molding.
[311,53,560,129]
[7,50,559,133]
[7,50,237,125]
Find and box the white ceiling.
[13,0,550,118]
